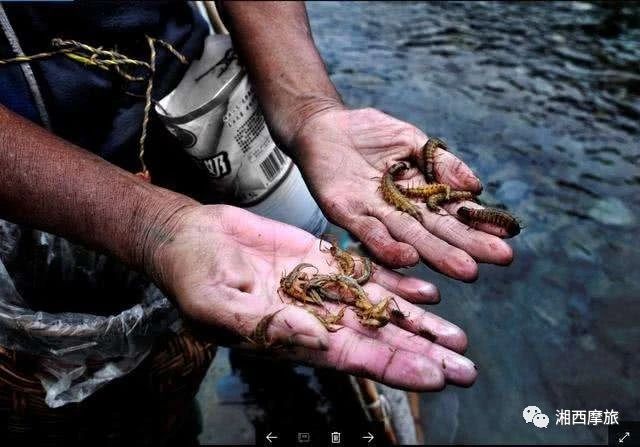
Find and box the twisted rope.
[0,37,188,180]
[137,36,157,180]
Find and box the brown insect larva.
[398,183,451,200]
[457,206,521,236]
[308,273,367,305]
[279,263,322,305]
[421,137,448,183]
[418,328,438,342]
[426,190,475,211]
[320,234,355,276]
[248,308,284,348]
[281,263,315,291]
[309,306,347,332]
[310,284,344,303]
[354,296,392,328]
[351,255,373,284]
[381,161,422,222]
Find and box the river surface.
[307,1,639,444]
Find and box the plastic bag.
[0,219,179,408]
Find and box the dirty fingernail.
[401,248,419,266]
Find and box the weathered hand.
[292,107,514,281]
[151,204,477,391]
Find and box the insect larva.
[381,161,422,222]
[418,328,438,342]
[456,206,521,236]
[308,306,347,332]
[351,255,373,284]
[307,273,365,304]
[281,263,316,291]
[398,183,451,200]
[279,263,322,305]
[248,308,284,348]
[421,137,448,183]
[320,233,355,276]
[426,190,475,211]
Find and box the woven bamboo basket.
[0,329,216,445]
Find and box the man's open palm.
[293,107,514,281]
[154,205,477,391]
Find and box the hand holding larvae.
[381,136,521,237]
[293,108,515,280]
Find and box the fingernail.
[475,177,484,192]
[447,355,475,372]
[401,250,419,266]
[440,323,463,337]
[418,284,438,300]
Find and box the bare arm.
[217,1,513,278]
[218,1,344,151]
[0,19,478,388]
[0,104,196,278]
[0,106,475,391]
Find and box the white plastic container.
[156,35,327,236]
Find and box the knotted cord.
[0,37,188,181]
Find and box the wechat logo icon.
[523,405,549,428]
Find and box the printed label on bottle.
[156,35,291,205]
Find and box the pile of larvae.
[381,137,521,237]
[278,235,403,332]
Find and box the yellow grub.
[421,137,448,182]
[398,183,451,200]
[381,161,422,222]
[426,190,475,211]
[457,206,521,236]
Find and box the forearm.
[219,1,343,151]
[0,105,197,276]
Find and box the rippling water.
[307,1,639,444]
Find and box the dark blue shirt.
[0,1,209,188]
[0,2,212,314]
